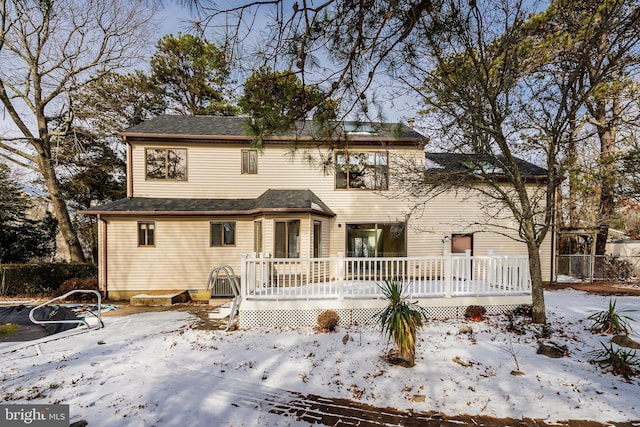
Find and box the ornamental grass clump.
[375,279,428,367]
[588,299,636,336]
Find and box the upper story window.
[241,149,258,174]
[145,148,187,180]
[335,152,388,190]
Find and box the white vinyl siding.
[123,141,552,284]
[106,217,253,293]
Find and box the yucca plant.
[590,342,640,380]
[588,299,636,336]
[375,280,428,367]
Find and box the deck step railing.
[207,265,242,331]
[240,252,531,300]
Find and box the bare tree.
[389,0,575,323]
[571,0,640,255]
[194,0,638,322]
[0,0,156,261]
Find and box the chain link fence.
[556,254,640,284]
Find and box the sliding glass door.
[346,223,406,257]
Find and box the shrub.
[58,277,100,302]
[317,310,340,332]
[590,342,640,380]
[603,255,634,282]
[375,279,428,367]
[464,305,487,320]
[0,263,97,296]
[512,304,532,318]
[588,299,636,336]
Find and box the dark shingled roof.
[424,153,548,178]
[82,189,335,217]
[120,115,425,143]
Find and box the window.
[462,161,502,175]
[241,149,258,174]
[138,222,155,246]
[254,221,263,253]
[313,221,322,257]
[346,223,406,257]
[211,222,235,247]
[344,123,376,135]
[451,234,473,255]
[145,148,187,180]
[274,220,300,258]
[335,151,388,190]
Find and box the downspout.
[551,184,559,284]
[98,214,108,299]
[125,139,133,198]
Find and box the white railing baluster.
[239,252,531,300]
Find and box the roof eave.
[81,207,336,218]
[120,132,424,146]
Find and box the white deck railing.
[240,252,531,300]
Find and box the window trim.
[137,221,155,247]
[241,149,258,174]
[144,147,188,181]
[210,221,236,247]
[335,151,389,190]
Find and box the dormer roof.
[424,153,548,179]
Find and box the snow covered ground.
[1,289,639,426]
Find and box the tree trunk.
[527,242,547,324]
[520,203,547,324]
[36,146,86,263]
[567,115,579,229]
[595,106,616,256]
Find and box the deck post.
[465,249,472,281]
[259,252,269,287]
[444,251,452,298]
[241,254,248,298]
[487,250,495,287]
[337,252,345,299]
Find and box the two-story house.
[83,115,552,325]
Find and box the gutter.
[81,207,336,218]
[120,133,424,147]
[98,215,108,299]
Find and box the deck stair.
[208,302,234,320]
